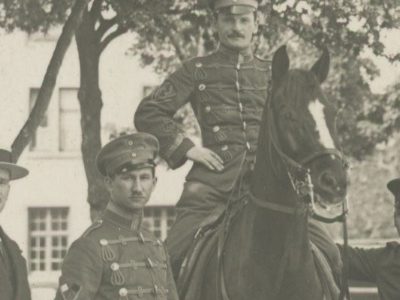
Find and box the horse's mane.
[277,69,321,109]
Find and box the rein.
[249,87,351,300]
[216,79,351,300]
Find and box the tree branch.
[99,25,127,53]
[96,16,118,39]
[11,0,91,161]
[159,17,186,62]
[89,0,103,20]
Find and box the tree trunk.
[11,0,91,161]
[75,8,109,221]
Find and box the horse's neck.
[251,116,296,203]
[227,117,310,297]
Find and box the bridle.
[217,78,351,300]
[248,82,352,300]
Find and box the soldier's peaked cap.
[387,177,400,197]
[207,0,259,14]
[96,132,159,176]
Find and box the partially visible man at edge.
[134,0,342,281]
[0,149,31,300]
[54,133,178,300]
[338,178,400,300]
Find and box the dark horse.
[199,46,348,300]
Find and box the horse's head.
[270,46,347,208]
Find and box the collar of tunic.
[103,202,143,231]
[216,44,254,64]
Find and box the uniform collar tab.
[104,202,143,231]
[217,44,254,63]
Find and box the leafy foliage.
[3,0,400,234]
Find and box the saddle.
[177,194,249,300]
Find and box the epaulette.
[81,219,104,238]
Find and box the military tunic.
[338,242,400,300]
[134,45,270,192]
[55,206,178,300]
[0,226,31,300]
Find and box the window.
[59,88,80,152]
[29,88,50,151]
[143,207,176,240]
[28,207,69,272]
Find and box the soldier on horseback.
[134,0,341,283]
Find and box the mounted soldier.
[134,0,342,283]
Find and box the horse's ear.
[311,47,330,83]
[272,45,289,84]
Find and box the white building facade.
[0,30,190,299]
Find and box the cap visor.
[219,5,256,14]
[0,162,29,180]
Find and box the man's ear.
[104,176,113,193]
[254,11,262,35]
[152,176,158,188]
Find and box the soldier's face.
[0,168,11,213]
[214,12,258,51]
[106,168,157,212]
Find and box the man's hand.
[186,146,224,171]
[394,199,400,236]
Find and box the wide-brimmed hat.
[387,178,400,197]
[0,149,29,180]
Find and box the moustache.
[130,193,144,198]
[228,32,245,38]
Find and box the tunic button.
[195,62,203,68]
[128,140,133,146]
[111,262,120,271]
[198,84,206,91]
[119,288,128,297]
[99,239,108,246]
[212,126,220,133]
[131,152,136,158]
[205,105,211,112]
[246,142,251,150]
[221,145,228,151]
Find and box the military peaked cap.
[0,149,29,180]
[207,0,259,14]
[96,132,159,176]
[387,178,400,197]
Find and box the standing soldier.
[0,149,31,300]
[134,0,342,280]
[54,133,178,300]
[338,178,400,300]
